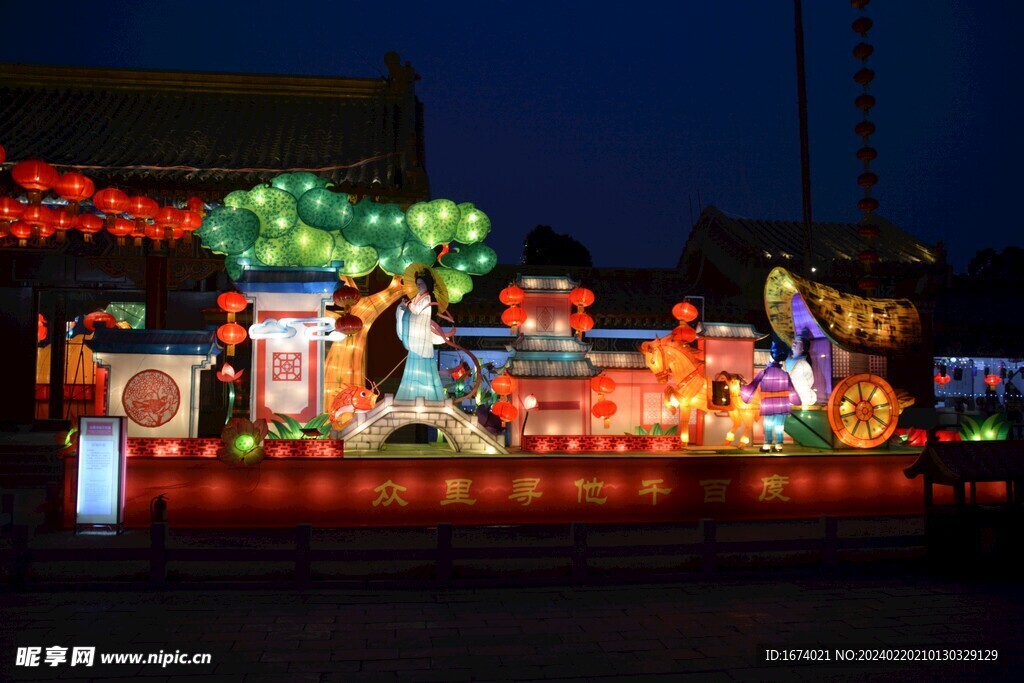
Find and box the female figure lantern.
[785,329,817,407]
[395,267,446,401]
[741,339,800,453]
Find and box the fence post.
[149,522,167,587]
[436,523,452,585]
[699,518,717,577]
[571,522,588,581]
[295,524,312,587]
[820,516,839,568]
[12,524,30,590]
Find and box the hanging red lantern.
[569,287,595,308]
[84,311,117,331]
[75,213,105,242]
[54,173,95,213]
[499,285,525,306]
[37,314,47,342]
[21,204,53,230]
[0,197,25,223]
[12,160,59,201]
[672,301,699,323]
[37,222,56,239]
[569,312,594,334]
[933,373,951,386]
[491,373,516,397]
[107,217,135,244]
[490,399,518,426]
[155,206,181,228]
[591,399,617,428]
[501,306,527,328]
[333,285,362,310]
[92,188,130,215]
[144,224,167,242]
[9,222,33,246]
[52,210,77,242]
[127,195,158,220]
[218,322,247,357]
[334,314,364,336]
[179,210,203,233]
[217,291,248,313]
[590,373,616,396]
[672,324,698,343]
[0,143,5,165]
[984,374,1002,387]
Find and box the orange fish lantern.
[329,382,380,430]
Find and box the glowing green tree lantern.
[254,235,293,266]
[247,185,297,238]
[344,198,409,249]
[402,240,436,268]
[377,246,409,276]
[440,242,497,276]
[287,224,335,267]
[224,190,251,210]
[272,172,329,200]
[297,188,354,231]
[435,267,473,304]
[455,203,491,244]
[332,233,379,277]
[197,206,261,255]
[406,198,460,248]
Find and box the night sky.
[1,1,1019,272]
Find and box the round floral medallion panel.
[122,369,180,428]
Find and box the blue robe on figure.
[395,292,446,401]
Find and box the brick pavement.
[1,569,1022,682]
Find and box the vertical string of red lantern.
[590,372,617,429]
[216,290,248,357]
[499,283,526,336]
[490,372,518,427]
[853,0,880,295]
[569,286,594,340]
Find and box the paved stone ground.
[2,568,1022,682]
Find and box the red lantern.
[21,204,53,230]
[491,373,516,397]
[218,322,247,346]
[9,222,33,245]
[127,195,158,220]
[155,206,181,228]
[0,143,4,165]
[54,173,95,214]
[333,285,362,309]
[672,301,699,323]
[590,374,616,396]
[76,213,105,242]
[179,210,202,233]
[0,197,25,222]
[144,224,167,242]
[218,291,248,313]
[37,222,55,239]
[569,287,595,308]
[569,312,594,334]
[933,373,951,386]
[107,217,135,243]
[334,314,364,336]
[984,374,1002,387]
[12,160,59,200]
[591,399,617,428]
[501,306,527,328]
[84,311,117,331]
[672,324,698,343]
[490,400,518,425]
[92,188,130,215]
[499,285,525,306]
[52,210,76,241]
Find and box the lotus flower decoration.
[219,418,268,466]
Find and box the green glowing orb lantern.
[377,246,409,276]
[297,189,354,231]
[332,233,379,277]
[197,206,261,255]
[406,198,460,248]
[271,172,329,200]
[286,224,335,267]
[455,203,491,244]
[247,185,297,238]
[254,235,292,266]
[223,190,251,210]
[344,198,409,249]
[440,242,497,276]
[435,267,473,304]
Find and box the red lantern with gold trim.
[569,287,595,308]
[107,217,134,244]
[499,285,525,306]
[54,173,95,213]
[334,314,364,336]
[0,197,25,223]
[672,301,699,323]
[491,373,516,397]
[217,291,248,314]
[9,221,33,246]
[218,322,247,357]
[333,285,362,310]
[12,160,59,202]
[501,306,527,328]
[569,312,594,337]
[491,399,518,426]
[76,213,105,242]
[92,188,130,215]
[591,399,617,428]
[590,373,616,396]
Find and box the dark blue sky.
[1,1,1018,272]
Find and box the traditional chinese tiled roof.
[86,329,219,356]
[518,275,578,291]
[695,322,766,340]
[904,441,1024,485]
[0,57,428,202]
[511,336,592,353]
[505,359,601,378]
[587,352,647,370]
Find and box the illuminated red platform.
[60,438,1004,529]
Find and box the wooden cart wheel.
[827,373,900,448]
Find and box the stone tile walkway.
[2,568,1022,682]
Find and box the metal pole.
[794,0,814,274]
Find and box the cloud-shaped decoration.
[249,318,297,340]
[440,242,497,276]
[271,172,329,200]
[406,199,460,248]
[332,233,379,277]
[455,203,491,244]
[343,198,409,249]
[223,190,251,210]
[435,267,473,304]
[286,224,335,267]
[197,206,261,255]
[247,184,297,238]
[297,188,354,231]
[254,235,293,266]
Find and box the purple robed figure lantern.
[741,339,800,453]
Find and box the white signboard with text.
[76,416,127,529]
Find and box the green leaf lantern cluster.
[197,173,497,303]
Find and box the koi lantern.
[499,284,525,306]
[672,301,699,323]
[333,285,362,312]
[334,314,364,336]
[11,160,59,203]
[217,322,247,357]
[107,217,135,244]
[501,306,527,329]
[984,374,1002,387]
[591,398,617,428]
[54,173,95,213]
[92,188,130,216]
[569,287,595,308]
[569,312,594,338]
[491,373,516,397]
[590,373,616,397]
[84,311,117,331]
[490,399,518,426]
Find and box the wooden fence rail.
[5,516,925,590]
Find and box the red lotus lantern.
[218,291,248,314]
[76,213,105,242]
[107,217,135,244]
[92,188,130,215]
[590,373,616,396]
[984,374,1002,387]
[9,222,33,246]
[501,306,527,328]
[54,173,95,213]
[217,322,247,357]
[84,311,117,331]
[491,373,516,397]
[12,160,59,202]
[333,285,362,310]
[591,399,617,428]
[499,285,525,306]
[672,324,698,343]
[569,312,594,337]
[569,287,595,308]
[334,314,364,336]
[672,301,699,323]
[490,399,519,426]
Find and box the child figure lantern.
[395,264,448,401]
[741,339,800,453]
